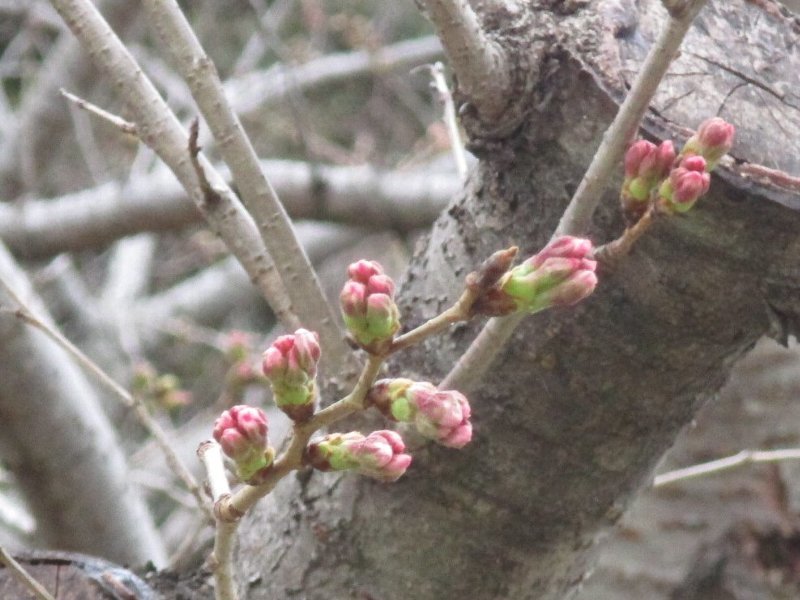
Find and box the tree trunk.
[235,1,800,598]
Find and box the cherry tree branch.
[654,448,800,487]
[48,0,302,334]
[0,161,456,257]
[198,441,238,600]
[142,0,348,371]
[0,242,167,566]
[442,0,711,393]
[419,0,512,121]
[0,270,212,523]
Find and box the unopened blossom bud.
[681,117,735,169]
[368,379,473,448]
[496,236,598,314]
[621,140,676,224]
[306,430,412,482]
[262,329,320,421]
[658,155,711,213]
[623,140,675,199]
[213,405,274,482]
[340,260,400,352]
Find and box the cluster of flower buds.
[306,430,412,482]
[262,329,321,422]
[621,139,676,223]
[620,117,735,221]
[213,405,274,483]
[367,379,472,448]
[471,237,597,317]
[340,260,400,353]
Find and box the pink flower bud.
[672,168,711,204]
[213,405,274,481]
[529,236,594,268]
[622,140,676,203]
[659,156,711,213]
[624,140,656,178]
[498,236,597,314]
[262,329,320,421]
[681,155,707,173]
[368,379,473,448]
[340,260,400,352]
[307,430,412,482]
[682,117,735,169]
[543,270,599,307]
[347,260,384,285]
[354,431,413,481]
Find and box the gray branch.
[0,242,166,566]
[0,161,457,258]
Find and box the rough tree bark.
[227,1,800,599]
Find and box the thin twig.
[198,441,238,600]
[653,448,800,487]
[593,205,658,264]
[198,441,231,504]
[391,288,474,354]
[142,0,350,374]
[0,277,212,522]
[0,547,56,600]
[441,0,710,393]
[429,62,467,180]
[60,88,138,135]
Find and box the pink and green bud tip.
[623,139,675,202]
[496,236,598,314]
[658,155,711,213]
[213,405,274,482]
[306,430,412,482]
[681,117,735,169]
[368,379,473,448]
[340,260,400,353]
[262,328,320,422]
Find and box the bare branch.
[48,0,304,335]
[142,0,348,372]
[198,441,239,600]
[419,0,512,121]
[1,267,212,523]
[0,161,457,258]
[0,241,167,565]
[654,448,800,487]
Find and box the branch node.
[188,118,222,208]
